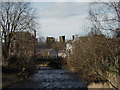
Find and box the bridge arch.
[36,58,64,69]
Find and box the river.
[9,67,88,88]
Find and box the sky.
[31,2,90,40]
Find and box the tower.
[59,36,65,43]
[46,37,55,48]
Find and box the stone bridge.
[36,57,65,68]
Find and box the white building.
[66,41,74,56]
[58,50,66,58]
[66,35,79,57]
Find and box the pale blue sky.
[31,2,91,39]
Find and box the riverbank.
[67,67,120,89]
[2,73,22,88]
[4,66,119,89]
[87,72,120,89]
[2,69,39,88]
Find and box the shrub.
[3,55,25,73]
[67,35,117,82]
[3,54,37,78]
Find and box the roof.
[40,49,57,52]
[58,50,66,53]
[12,31,36,42]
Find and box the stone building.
[46,37,55,48]
[9,31,36,57]
[46,37,55,43]
[59,36,65,43]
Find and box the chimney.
[34,30,36,38]
[72,35,75,40]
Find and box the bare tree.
[89,2,120,34]
[87,2,120,89]
[67,35,119,89]
[0,2,37,61]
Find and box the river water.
[10,67,88,88]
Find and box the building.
[46,37,55,43]
[59,36,65,43]
[9,31,36,57]
[37,49,58,58]
[66,35,79,56]
[66,41,74,57]
[46,37,55,48]
[72,35,79,41]
[58,50,66,58]
[48,49,58,58]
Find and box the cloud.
[38,15,90,39]
[33,2,89,19]
[32,2,90,39]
